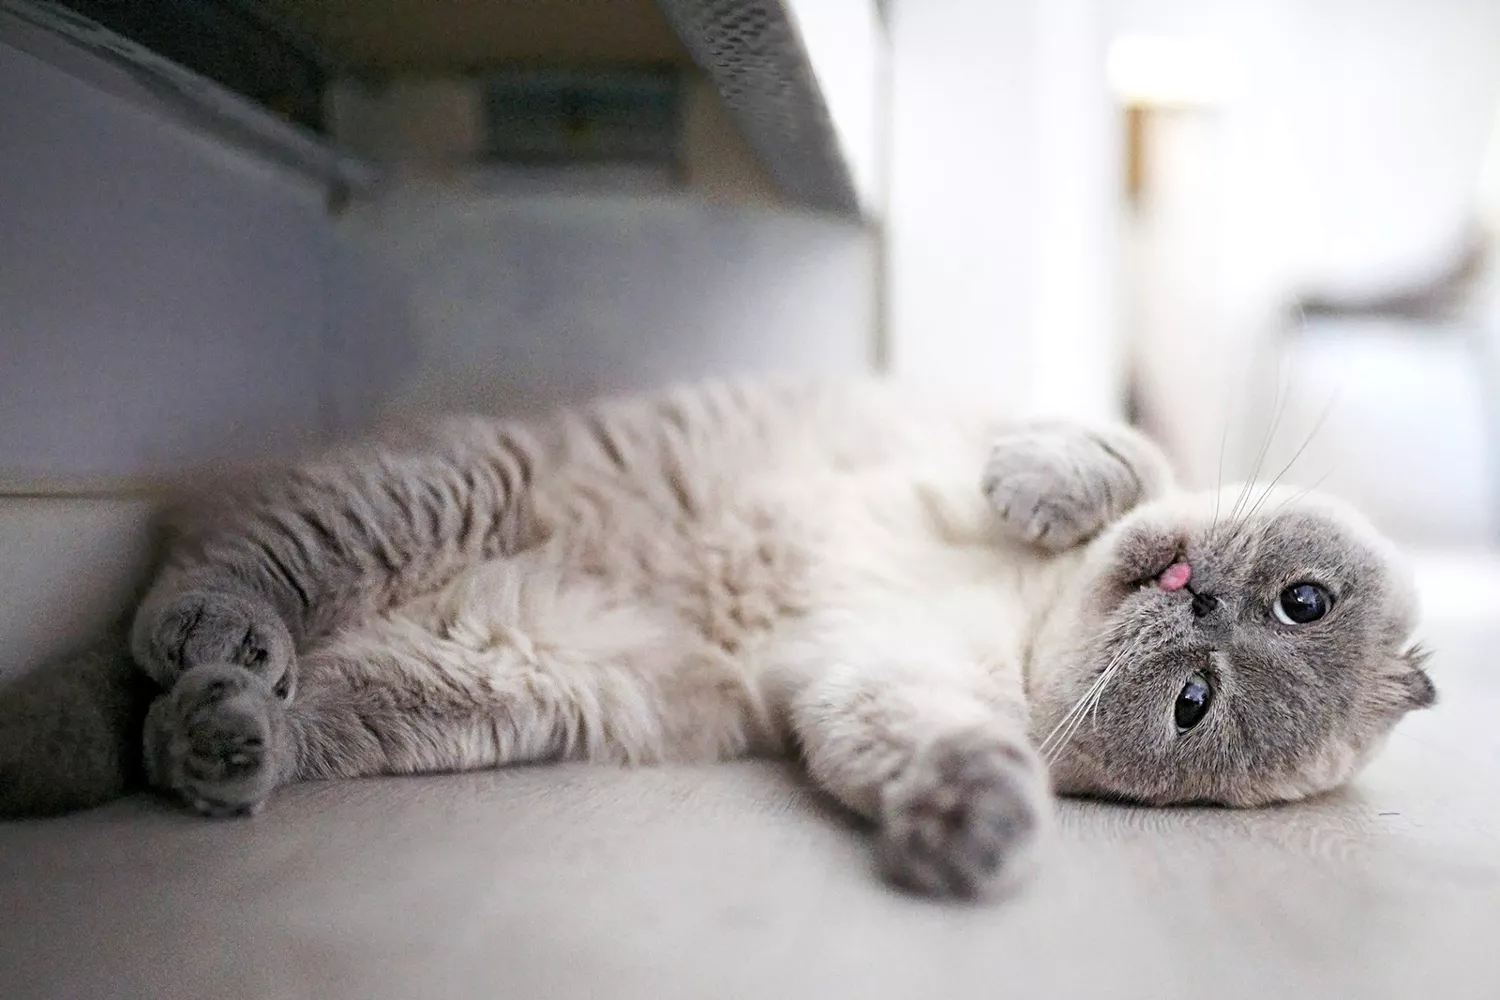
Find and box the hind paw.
[144,663,289,817]
[133,590,297,700]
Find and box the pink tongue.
[1158,562,1192,591]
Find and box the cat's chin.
[1042,753,1167,805]
[1046,749,1253,808]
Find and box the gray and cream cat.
[7,378,1436,898]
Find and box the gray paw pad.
[144,663,286,818]
[879,732,1045,898]
[982,427,1141,551]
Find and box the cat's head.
[1029,486,1434,806]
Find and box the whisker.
[1232,355,1291,525]
[1043,705,1095,763]
[1042,641,1135,762]
[1039,684,1102,756]
[1268,468,1336,518]
[1210,349,1241,538]
[1087,649,1130,728]
[1038,618,1139,760]
[1039,678,1106,757]
[1244,393,1341,525]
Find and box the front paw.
[143,663,288,817]
[133,589,297,700]
[982,425,1145,551]
[878,730,1048,899]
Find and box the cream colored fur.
[297,382,1052,801]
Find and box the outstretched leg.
[775,616,1048,899]
[131,419,540,699]
[982,420,1174,551]
[143,559,773,815]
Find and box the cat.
[0,377,1435,898]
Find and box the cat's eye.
[1274,582,1331,625]
[1173,672,1213,732]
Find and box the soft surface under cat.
[2,378,1437,898]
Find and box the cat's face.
[1030,487,1435,806]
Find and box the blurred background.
[3,0,1500,675]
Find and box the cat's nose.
[1189,589,1219,618]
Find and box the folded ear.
[1390,644,1437,711]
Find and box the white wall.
[884,0,1124,422]
[0,40,333,487]
[0,33,400,676]
[338,181,877,421]
[0,500,156,677]
[1111,0,1500,286]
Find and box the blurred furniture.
[1267,94,1500,546]
[34,0,882,215]
[1281,220,1500,545]
[0,0,887,490]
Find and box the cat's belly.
[356,445,1032,767]
[367,522,796,765]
